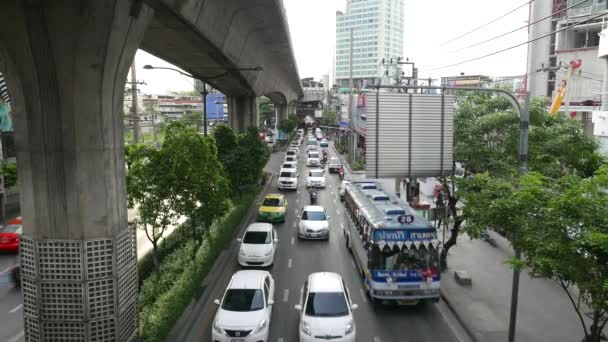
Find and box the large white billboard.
[366,92,454,178]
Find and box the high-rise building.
[335,0,404,88]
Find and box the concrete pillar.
[228,96,259,132]
[0,2,153,341]
[275,103,288,124]
[526,0,552,98]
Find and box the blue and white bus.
[342,181,441,305]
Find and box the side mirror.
[214,299,220,306]
[351,304,359,310]
[236,238,242,242]
[294,304,302,311]
[268,300,274,306]
[274,239,279,243]
[327,216,331,220]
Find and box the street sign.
[338,121,350,127]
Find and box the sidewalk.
[412,178,595,342]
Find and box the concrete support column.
[228,96,259,132]
[275,103,288,124]
[0,2,153,341]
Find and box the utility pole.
[200,82,209,136]
[348,28,354,163]
[130,62,140,144]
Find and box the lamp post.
[143,65,263,136]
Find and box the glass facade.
[335,0,404,83]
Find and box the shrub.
[138,188,258,342]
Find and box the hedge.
[139,188,259,342]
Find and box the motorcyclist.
[338,165,345,180]
[308,187,318,205]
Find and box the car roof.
[228,270,269,290]
[303,205,325,212]
[279,168,297,174]
[265,193,284,199]
[308,272,344,293]
[245,223,273,232]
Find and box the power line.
[451,0,591,53]
[440,0,534,47]
[424,11,608,72]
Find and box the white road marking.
[9,304,23,313]
[283,289,289,302]
[291,237,295,245]
[359,288,369,303]
[351,259,357,270]
[341,223,345,229]
[6,331,24,342]
[278,338,284,342]
[333,199,337,204]
[288,258,293,268]
[374,337,382,342]
[336,209,341,215]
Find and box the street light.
[143,65,263,135]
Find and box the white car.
[306,139,318,151]
[237,223,278,267]
[307,151,321,167]
[286,149,298,161]
[281,161,297,170]
[306,169,325,188]
[284,155,297,163]
[297,206,330,240]
[278,168,298,190]
[213,270,275,342]
[295,272,357,342]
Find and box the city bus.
[342,181,441,305]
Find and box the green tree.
[320,109,338,127]
[162,122,230,244]
[126,144,179,273]
[278,114,299,135]
[459,170,608,342]
[180,111,202,131]
[213,125,240,193]
[259,97,274,127]
[236,127,270,188]
[1,162,17,189]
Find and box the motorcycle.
[338,168,344,180]
[309,189,318,205]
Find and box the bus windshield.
[369,247,439,271]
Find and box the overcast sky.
[136,0,529,94]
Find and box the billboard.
[315,110,323,118]
[366,92,454,178]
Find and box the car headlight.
[239,249,246,256]
[252,319,267,334]
[301,320,311,335]
[264,248,273,256]
[213,319,224,335]
[345,320,354,335]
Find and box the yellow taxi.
[258,194,288,223]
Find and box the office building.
[335,0,404,88]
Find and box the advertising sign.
[314,110,323,118]
[366,92,454,178]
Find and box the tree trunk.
[584,313,605,342]
[190,214,198,244]
[440,195,463,271]
[151,240,160,273]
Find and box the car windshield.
[309,171,323,177]
[305,292,349,317]
[309,153,319,158]
[369,247,439,271]
[287,151,296,155]
[221,289,265,311]
[282,163,295,169]
[0,224,21,233]
[302,210,326,221]
[243,231,270,244]
[307,140,317,145]
[280,171,295,178]
[263,198,282,207]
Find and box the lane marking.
[288,258,293,269]
[351,259,357,270]
[333,199,337,204]
[283,289,289,302]
[278,338,284,342]
[9,304,23,313]
[359,288,368,304]
[374,337,382,342]
[336,209,341,215]
[291,237,295,245]
[6,331,24,342]
[341,223,345,229]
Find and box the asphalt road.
[179,140,469,342]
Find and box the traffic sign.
[338,121,350,127]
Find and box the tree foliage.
[278,113,299,135]
[259,97,274,126]
[213,125,269,194]
[320,109,338,127]
[1,162,17,189]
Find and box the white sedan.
[213,270,275,342]
[295,272,357,342]
[237,223,278,267]
[306,169,325,188]
[297,206,330,240]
